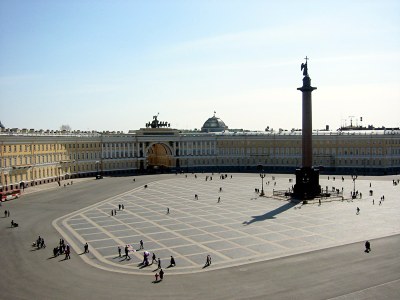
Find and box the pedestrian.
[122,204,124,210]
[217,197,220,203]
[139,240,144,249]
[111,210,114,216]
[4,210,7,218]
[373,199,374,205]
[159,269,164,281]
[114,209,117,215]
[41,238,46,248]
[356,207,360,215]
[118,204,121,210]
[65,244,71,259]
[365,240,371,253]
[84,242,89,253]
[125,245,130,259]
[167,207,170,214]
[152,252,156,264]
[157,258,161,270]
[118,246,122,257]
[170,256,175,267]
[319,199,321,206]
[155,273,159,282]
[205,255,211,266]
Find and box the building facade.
[1,117,400,192]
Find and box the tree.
[60,124,71,131]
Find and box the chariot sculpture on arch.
[145,113,170,128]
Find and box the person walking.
[125,245,130,260]
[170,256,175,267]
[139,240,144,250]
[365,240,371,253]
[84,242,89,253]
[205,254,211,267]
[152,253,157,264]
[356,207,360,215]
[154,273,159,282]
[157,258,162,270]
[159,269,164,281]
[65,244,71,259]
[118,246,122,257]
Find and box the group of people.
[52,239,71,259]
[34,236,46,249]
[111,204,125,216]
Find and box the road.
[0,175,399,299]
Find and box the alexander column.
[293,57,321,201]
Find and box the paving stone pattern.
[55,174,400,275]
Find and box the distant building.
[0,115,399,192]
[201,113,228,132]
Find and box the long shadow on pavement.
[242,201,298,225]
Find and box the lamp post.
[351,174,357,199]
[260,172,266,196]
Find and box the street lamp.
[351,174,358,199]
[259,172,266,196]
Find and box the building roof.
[201,114,228,132]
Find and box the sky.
[0,0,399,132]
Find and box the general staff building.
[1,115,399,192]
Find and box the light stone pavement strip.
[53,174,400,275]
